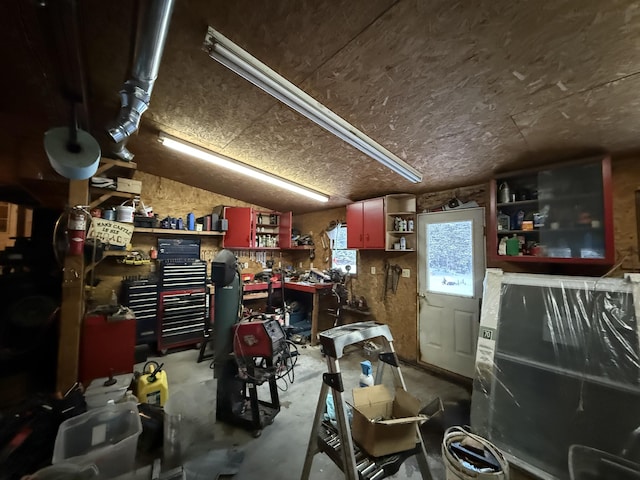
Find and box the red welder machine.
[233,318,287,359]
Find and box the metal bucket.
[442,426,509,480]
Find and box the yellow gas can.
[137,361,168,407]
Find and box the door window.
[426,220,474,297]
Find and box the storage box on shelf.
[488,156,614,264]
[346,197,385,249]
[385,194,416,251]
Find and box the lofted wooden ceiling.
[2,0,639,213]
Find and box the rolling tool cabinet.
[157,259,207,353]
[301,321,435,480]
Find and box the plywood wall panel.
[132,170,255,220]
[612,157,640,272]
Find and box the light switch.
[402,269,410,278]
[370,266,376,275]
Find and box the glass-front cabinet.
[488,156,614,264]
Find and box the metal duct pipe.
[107,0,175,161]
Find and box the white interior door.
[417,207,485,378]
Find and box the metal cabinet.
[157,259,207,353]
[158,289,207,353]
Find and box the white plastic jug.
[116,200,135,223]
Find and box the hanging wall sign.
[88,218,134,247]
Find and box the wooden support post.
[56,180,88,393]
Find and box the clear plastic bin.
[52,401,142,478]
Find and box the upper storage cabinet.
[222,207,253,248]
[488,156,614,264]
[222,207,291,249]
[346,198,385,249]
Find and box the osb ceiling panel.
[4,0,640,212]
[513,73,640,152]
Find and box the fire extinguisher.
[68,207,87,256]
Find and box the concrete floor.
[134,343,534,480]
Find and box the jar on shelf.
[497,211,510,231]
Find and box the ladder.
[301,321,435,480]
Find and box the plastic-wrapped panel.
[471,270,640,480]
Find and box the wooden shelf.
[85,250,129,274]
[89,188,136,209]
[133,227,225,236]
[243,292,269,300]
[95,158,137,176]
[385,194,417,251]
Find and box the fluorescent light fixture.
[158,132,329,203]
[203,27,423,184]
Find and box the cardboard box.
[117,177,142,194]
[351,384,427,457]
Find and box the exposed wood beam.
[56,179,87,393]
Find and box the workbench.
[243,281,334,345]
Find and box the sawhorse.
[301,321,435,480]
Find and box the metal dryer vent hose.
[107,0,175,161]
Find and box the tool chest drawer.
[121,276,159,345]
[159,260,207,290]
[158,289,206,353]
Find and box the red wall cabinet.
[488,155,614,265]
[222,207,254,248]
[223,207,292,249]
[346,198,385,249]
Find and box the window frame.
[331,222,358,274]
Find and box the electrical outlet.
[402,268,410,278]
[278,262,281,268]
[299,262,303,268]
[244,262,249,269]
[310,262,314,269]
[370,266,376,275]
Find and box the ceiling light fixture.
[203,27,423,184]
[158,132,329,203]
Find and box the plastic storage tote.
[52,401,142,478]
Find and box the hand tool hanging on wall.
[392,265,402,293]
[382,263,402,301]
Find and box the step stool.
[300,321,435,480]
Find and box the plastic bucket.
[442,426,509,480]
[103,208,116,221]
[116,200,135,223]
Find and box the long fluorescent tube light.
[203,27,423,184]
[158,132,329,203]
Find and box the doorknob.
[418,292,427,299]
